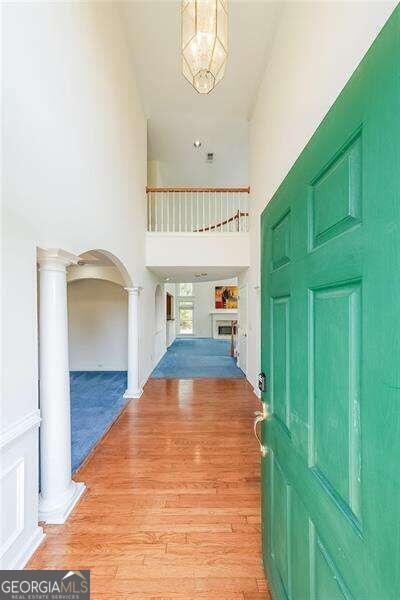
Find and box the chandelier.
[181,0,228,95]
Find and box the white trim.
[0,410,41,449]
[177,298,195,336]
[37,247,80,268]
[253,386,262,399]
[5,527,46,570]
[39,481,86,524]
[141,373,150,389]
[153,347,167,368]
[246,373,262,399]
[123,388,143,399]
[0,458,25,556]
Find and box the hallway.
[151,338,245,379]
[28,378,268,599]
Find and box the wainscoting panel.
[0,410,44,569]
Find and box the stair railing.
[146,187,250,233]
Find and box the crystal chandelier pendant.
[181,0,228,95]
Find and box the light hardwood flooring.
[28,378,269,600]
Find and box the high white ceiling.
[123,1,281,185]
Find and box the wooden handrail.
[146,187,250,194]
[194,210,249,233]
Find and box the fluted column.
[124,286,143,399]
[37,249,85,523]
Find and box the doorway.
[178,300,194,335]
[259,13,400,599]
[238,283,248,375]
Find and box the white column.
[124,286,143,399]
[37,249,85,524]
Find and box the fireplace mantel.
[209,311,237,339]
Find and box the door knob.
[254,412,268,457]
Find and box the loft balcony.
[145,187,250,280]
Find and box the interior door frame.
[238,283,248,373]
[176,298,195,337]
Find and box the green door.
[260,9,400,599]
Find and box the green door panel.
[260,9,400,599]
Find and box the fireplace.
[210,311,238,339]
[218,325,232,336]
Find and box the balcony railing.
[146,187,250,233]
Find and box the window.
[178,300,194,335]
[178,283,193,297]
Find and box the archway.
[36,246,138,524]
[67,250,131,473]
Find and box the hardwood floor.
[28,378,269,599]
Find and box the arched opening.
[66,249,131,473]
[36,246,139,523]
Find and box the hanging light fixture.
[181,0,228,95]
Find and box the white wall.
[147,115,249,188]
[242,1,397,393]
[146,232,250,270]
[1,209,43,569]
[68,279,128,371]
[1,1,161,568]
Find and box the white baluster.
[214,191,216,231]
[173,191,175,232]
[207,192,211,231]
[191,191,194,231]
[185,192,188,231]
[219,192,224,231]
[162,191,165,232]
[179,192,181,232]
[196,192,200,230]
[238,192,241,232]
[202,191,205,231]
[225,191,228,232]
[155,192,158,232]
[151,192,154,232]
[230,192,233,232]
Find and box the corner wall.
[242,1,396,392]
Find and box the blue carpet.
[70,371,128,473]
[151,337,245,379]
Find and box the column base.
[39,481,86,524]
[124,388,143,399]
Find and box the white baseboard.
[5,526,45,570]
[123,388,143,399]
[246,374,261,399]
[141,373,150,389]
[253,386,262,399]
[39,481,86,524]
[154,347,167,365]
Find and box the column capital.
[124,286,143,295]
[37,248,80,271]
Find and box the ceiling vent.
[206,152,214,163]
